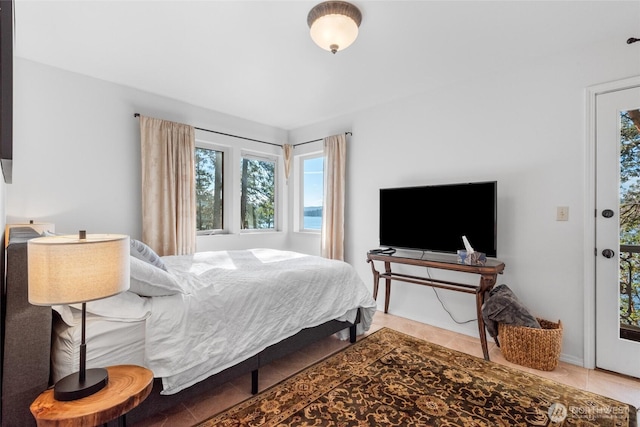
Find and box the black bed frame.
[0,227,359,426]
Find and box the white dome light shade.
[308,1,362,54]
[310,14,359,53]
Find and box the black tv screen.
[379,181,497,257]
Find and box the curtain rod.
[133,113,352,148]
[133,113,281,147]
[293,132,352,147]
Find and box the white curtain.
[139,115,196,256]
[321,134,347,260]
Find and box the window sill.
[196,231,228,236]
[294,230,321,235]
[240,229,282,235]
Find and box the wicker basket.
[498,318,563,371]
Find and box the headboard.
[1,226,51,426]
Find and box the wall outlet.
[557,206,569,221]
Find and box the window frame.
[239,150,279,233]
[297,150,324,233]
[195,140,229,236]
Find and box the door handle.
[602,249,615,258]
[602,209,615,218]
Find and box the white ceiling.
[13,0,640,130]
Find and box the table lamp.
[28,231,130,401]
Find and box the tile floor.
[131,312,640,426]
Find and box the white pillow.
[130,239,167,271]
[129,256,184,297]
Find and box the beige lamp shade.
[28,233,130,305]
[308,1,362,54]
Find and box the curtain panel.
[139,115,196,256]
[283,144,293,181]
[321,134,347,260]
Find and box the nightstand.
[30,365,153,427]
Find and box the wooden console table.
[366,251,505,361]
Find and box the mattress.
[51,306,147,383]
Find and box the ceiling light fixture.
[307,1,362,54]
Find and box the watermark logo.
[548,402,630,423]
[548,403,568,423]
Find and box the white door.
[595,85,640,378]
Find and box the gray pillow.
[130,239,167,271]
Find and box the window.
[240,154,276,230]
[195,146,224,233]
[302,155,324,231]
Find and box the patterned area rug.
[196,328,637,426]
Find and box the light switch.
[557,206,569,221]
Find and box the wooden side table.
[30,365,153,427]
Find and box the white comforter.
[146,249,376,394]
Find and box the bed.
[1,227,377,426]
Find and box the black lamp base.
[54,368,109,401]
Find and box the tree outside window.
[240,156,276,230]
[195,147,223,232]
[620,110,640,329]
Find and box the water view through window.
[303,156,323,230]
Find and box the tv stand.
[366,251,505,361]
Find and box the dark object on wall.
[379,181,498,257]
[0,0,13,183]
[627,38,639,44]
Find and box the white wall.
[289,36,640,365]
[10,58,290,251]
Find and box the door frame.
[584,75,640,369]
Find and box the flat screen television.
[379,181,497,257]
